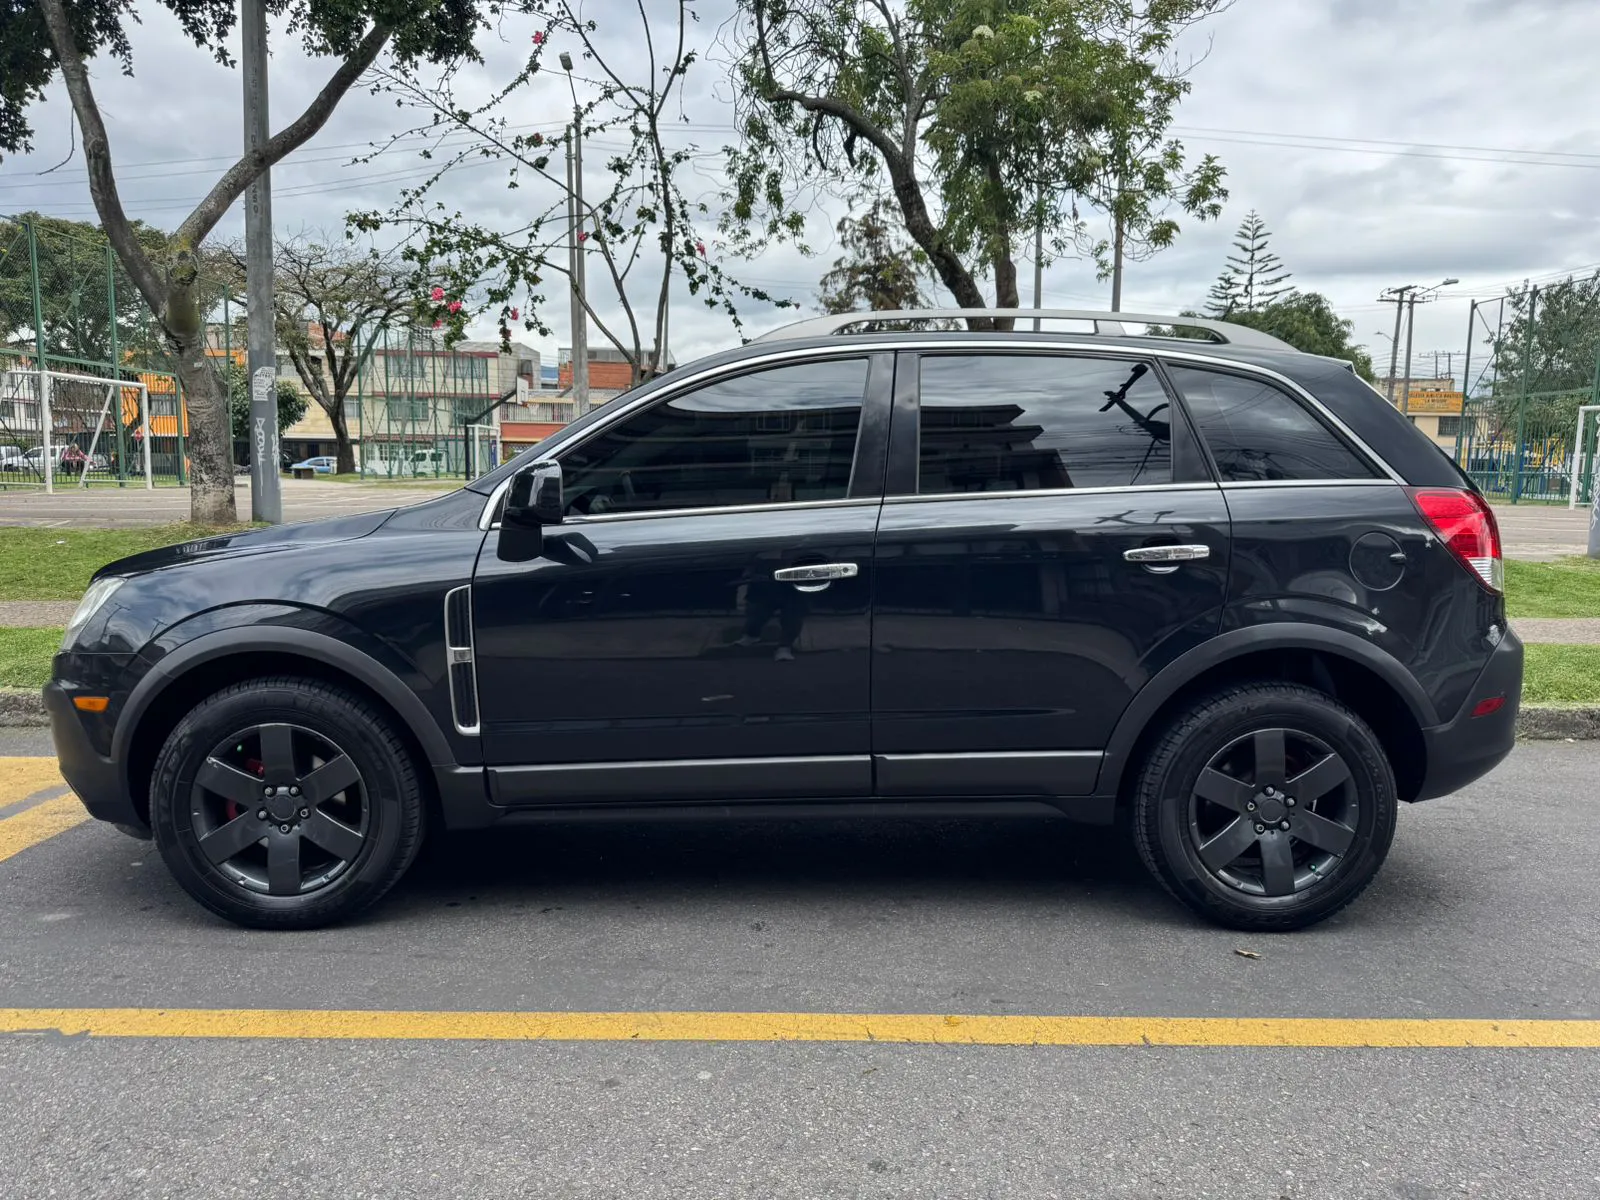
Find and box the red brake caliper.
[227,756,266,822]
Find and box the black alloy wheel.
[1187,727,1357,899]
[151,678,425,929]
[1133,682,1398,931]
[189,722,369,897]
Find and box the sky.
[4,0,1600,390]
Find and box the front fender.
[115,613,456,771]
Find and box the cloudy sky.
[4,0,1600,388]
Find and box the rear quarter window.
[1167,366,1379,482]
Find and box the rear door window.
[916,355,1173,493]
[1167,366,1379,482]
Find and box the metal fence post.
[1512,287,1537,504]
[107,242,130,487]
[1455,300,1475,468]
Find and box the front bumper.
[1414,627,1524,802]
[42,682,146,837]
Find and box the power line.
[1174,125,1600,164]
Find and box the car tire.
[1132,682,1397,932]
[150,677,426,930]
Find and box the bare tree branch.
[174,24,393,250]
[34,0,164,311]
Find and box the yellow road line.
[1,1008,1598,1047]
[0,757,67,806]
[0,795,88,864]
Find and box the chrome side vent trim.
[443,585,480,735]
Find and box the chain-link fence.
[1,214,186,487]
[1452,282,1600,507]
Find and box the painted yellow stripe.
[1,1008,1597,1047]
[0,757,67,805]
[0,795,89,864]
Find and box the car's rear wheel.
[1132,682,1397,931]
[150,677,425,929]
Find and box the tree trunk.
[1111,213,1125,313]
[329,405,356,475]
[170,342,238,525]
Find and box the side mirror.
[497,461,563,562]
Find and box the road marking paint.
[0,757,67,804]
[0,796,89,864]
[1,1009,1597,1047]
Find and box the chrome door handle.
[774,562,858,593]
[1123,544,1211,563]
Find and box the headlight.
[62,577,125,650]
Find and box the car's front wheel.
[1132,682,1397,931]
[150,677,425,929]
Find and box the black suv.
[46,309,1523,931]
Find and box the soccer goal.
[466,423,499,480]
[0,364,153,492]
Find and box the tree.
[724,0,1228,328]
[1227,293,1374,380]
[1204,209,1293,316]
[222,359,307,450]
[818,198,934,313]
[232,236,418,475]
[13,2,487,524]
[357,1,788,389]
[1076,124,1226,312]
[1478,273,1600,444]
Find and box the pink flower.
[532,30,546,44]
[432,318,442,329]
[695,240,707,257]
[430,286,445,301]
[577,230,589,242]
[448,299,463,314]
[531,132,544,147]
[510,307,519,321]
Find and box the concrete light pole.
[242,0,281,522]
[561,52,590,418]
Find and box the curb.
[3,689,1599,741]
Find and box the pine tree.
[1204,210,1294,316]
[818,198,933,314]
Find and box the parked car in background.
[1,443,110,475]
[48,307,1523,932]
[290,456,337,479]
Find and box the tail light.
[1407,487,1503,593]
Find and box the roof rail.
[752,308,1294,351]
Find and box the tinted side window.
[560,359,867,515]
[1168,366,1378,482]
[917,355,1172,493]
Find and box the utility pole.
[1380,285,1414,406]
[242,0,281,523]
[561,52,590,418]
[1400,291,1419,415]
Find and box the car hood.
[95,509,397,580]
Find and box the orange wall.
[558,360,634,390]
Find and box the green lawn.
[4,628,1600,704]
[1522,644,1600,705]
[0,523,248,601]
[1504,556,1600,619]
[0,627,62,688]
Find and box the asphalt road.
[0,478,454,528]
[0,736,1596,1197]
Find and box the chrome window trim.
[1218,479,1399,490]
[477,339,1405,528]
[884,481,1217,506]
